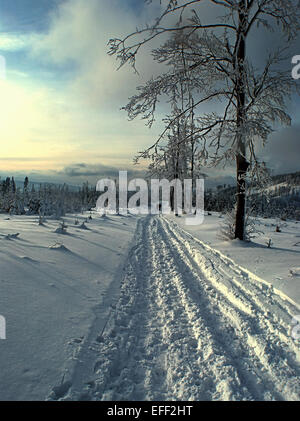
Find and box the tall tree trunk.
[235,0,249,240]
[173,124,180,216]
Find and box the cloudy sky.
[0,0,299,186]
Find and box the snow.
[0,212,139,400]
[60,215,299,401]
[170,213,300,306]
[0,212,299,401]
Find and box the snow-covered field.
[0,212,299,401]
[172,212,300,305]
[0,212,139,400]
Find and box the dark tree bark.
[235,0,250,240]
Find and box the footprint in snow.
[51,381,72,399]
[19,256,38,263]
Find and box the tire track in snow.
[160,217,300,400]
[163,216,300,363]
[162,217,299,351]
[63,216,300,401]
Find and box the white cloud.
[30,0,164,109]
[0,0,165,175]
[0,33,35,51]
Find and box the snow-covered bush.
[219,205,264,241]
[218,208,236,241]
[79,222,88,230]
[54,221,68,234]
[266,238,273,248]
[38,213,45,226]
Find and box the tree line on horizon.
[0,170,299,221]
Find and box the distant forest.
[1,171,300,220]
[205,171,300,220]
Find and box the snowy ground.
[55,215,299,401]
[171,212,300,306]
[0,212,139,400]
[0,212,299,401]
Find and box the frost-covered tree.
[147,40,205,211]
[109,0,299,240]
[150,38,203,179]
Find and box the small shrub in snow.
[49,240,68,250]
[79,222,88,230]
[55,221,67,234]
[266,238,273,248]
[38,213,45,225]
[219,206,263,241]
[289,268,300,277]
[218,208,236,240]
[5,233,20,240]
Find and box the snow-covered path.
[61,216,300,401]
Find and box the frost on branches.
[108,0,300,240]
